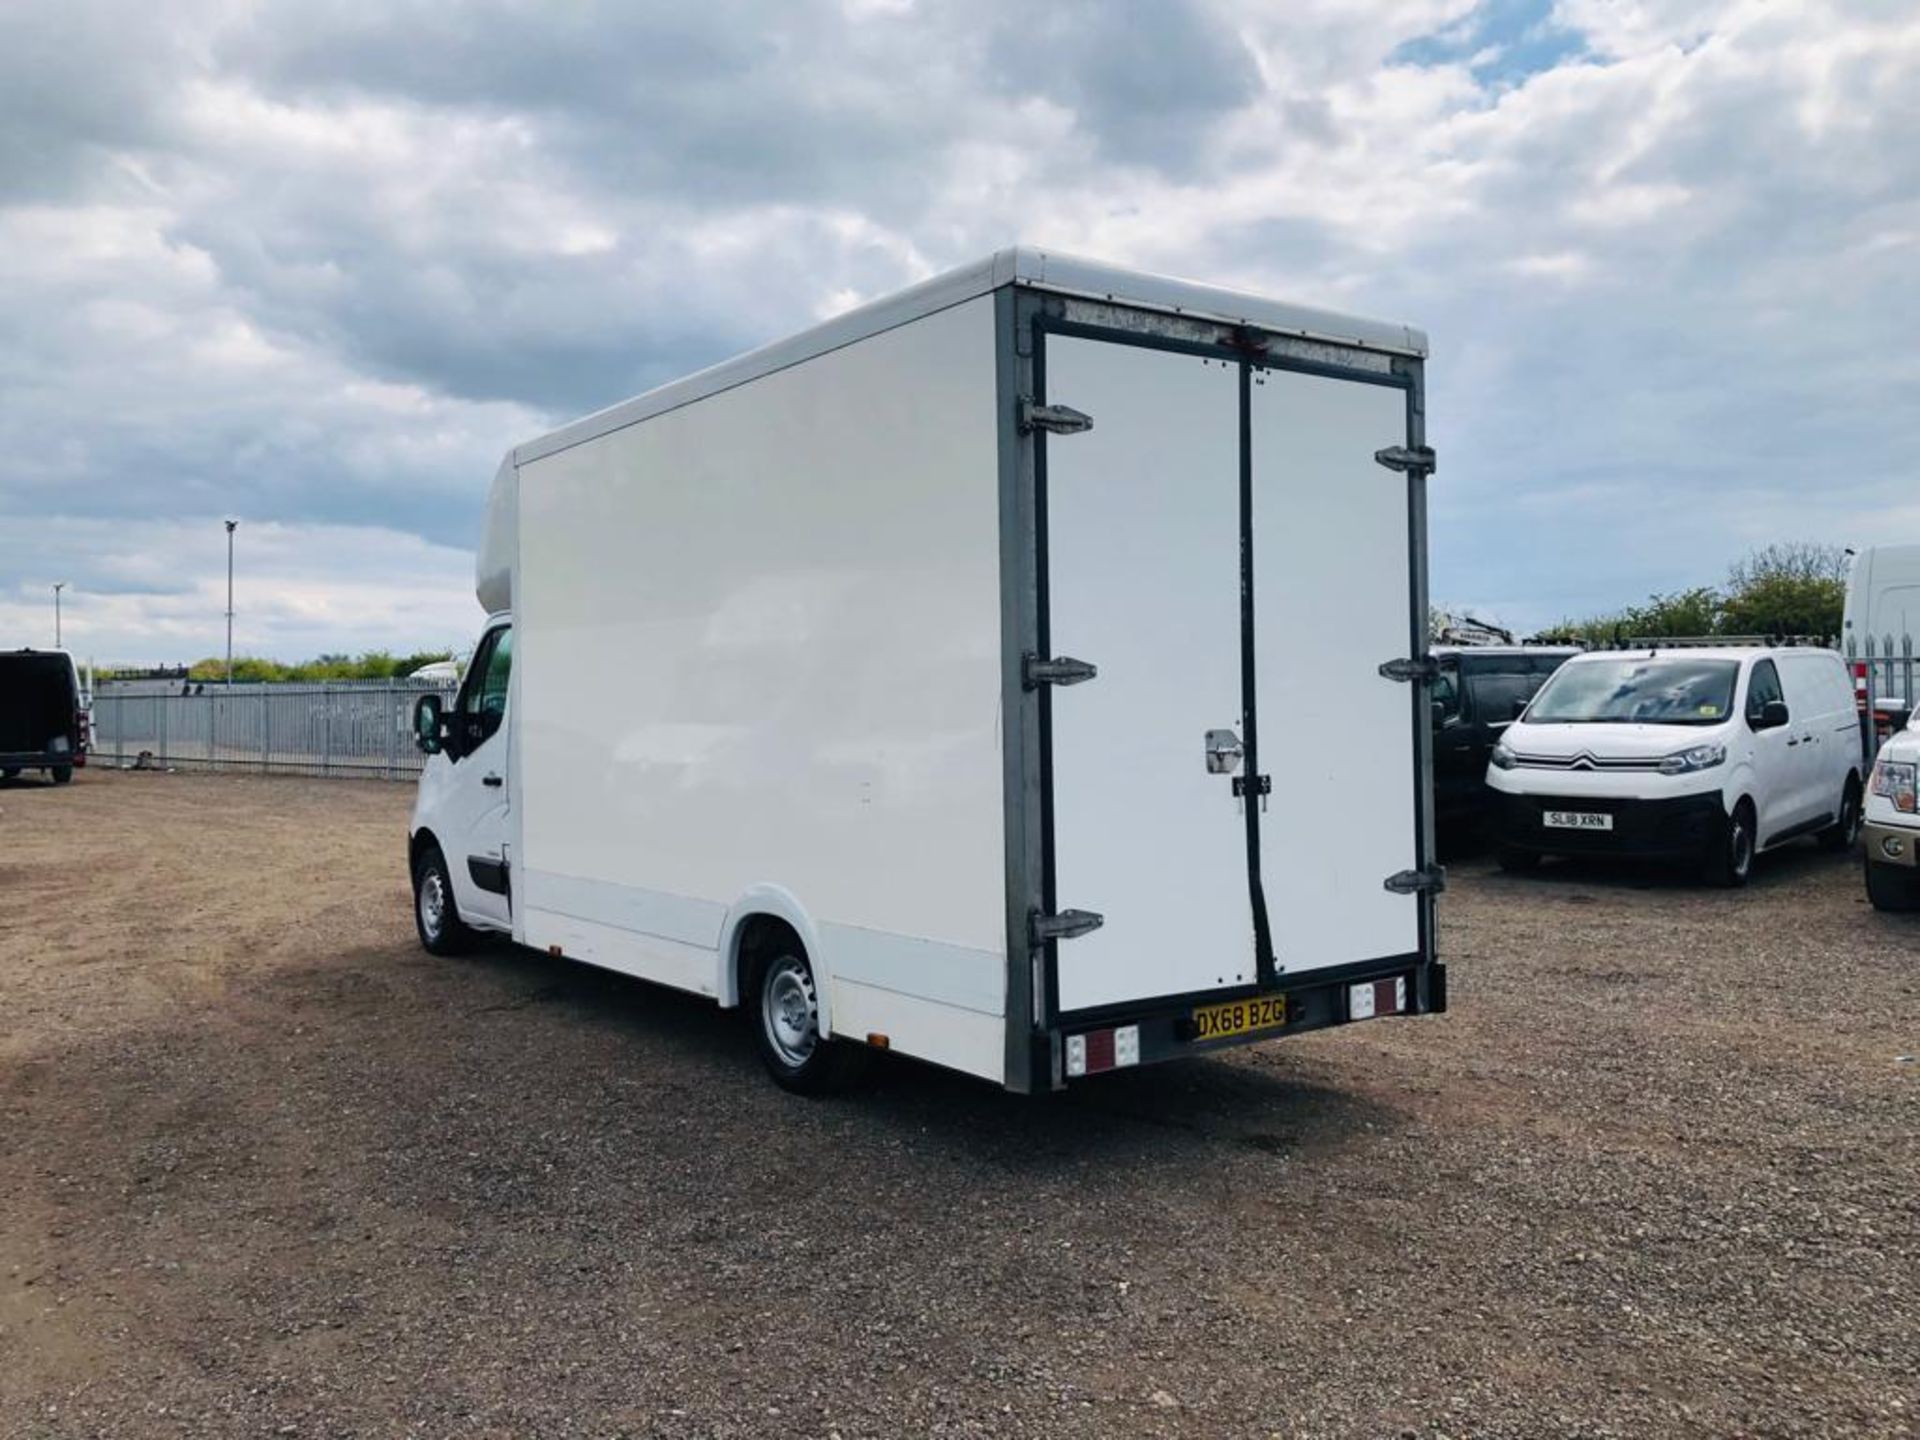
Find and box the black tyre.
[1495,843,1541,874]
[412,843,477,955]
[1865,860,1920,913]
[50,766,72,784]
[1,767,18,780]
[1704,800,1756,888]
[749,946,869,1094]
[1819,776,1863,853]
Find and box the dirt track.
[1,771,1915,1438]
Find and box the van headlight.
[1872,759,1918,813]
[1659,742,1726,776]
[1490,741,1517,771]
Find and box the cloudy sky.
[2,0,1916,663]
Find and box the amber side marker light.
[548,945,564,957]
[866,1033,891,1050]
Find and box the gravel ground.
[1,770,1915,1439]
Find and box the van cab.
[1487,645,1864,885]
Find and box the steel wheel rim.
[420,868,446,940]
[762,958,817,1068]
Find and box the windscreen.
[1467,672,1547,724]
[1526,657,1738,726]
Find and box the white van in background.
[1844,544,1919,726]
[1487,645,1864,886]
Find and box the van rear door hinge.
[1384,866,1447,896]
[1019,399,1094,435]
[1031,908,1104,946]
[1374,444,1436,476]
[1378,656,1440,683]
[1024,653,1098,690]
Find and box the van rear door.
[1040,327,1429,1021]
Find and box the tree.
[1534,586,1722,647]
[1719,543,1846,639]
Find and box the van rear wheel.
[412,843,477,955]
[1819,776,1863,852]
[750,948,868,1094]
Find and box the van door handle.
[482,772,504,787]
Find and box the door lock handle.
[1204,729,1244,775]
[482,772,504,787]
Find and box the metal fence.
[1848,632,1915,753]
[90,679,458,781]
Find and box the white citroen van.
[1486,645,1865,885]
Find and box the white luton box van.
[407,249,1446,1092]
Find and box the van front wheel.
[750,949,868,1094]
[1704,800,1756,888]
[412,843,477,956]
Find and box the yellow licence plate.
[1191,994,1287,1042]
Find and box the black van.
[0,649,89,784]
[1432,646,1577,838]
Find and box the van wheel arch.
[410,827,443,872]
[1819,771,1863,852]
[719,889,831,1018]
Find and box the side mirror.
[1512,698,1529,719]
[413,694,446,756]
[1754,699,1790,731]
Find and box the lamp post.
[225,520,238,686]
[53,582,66,648]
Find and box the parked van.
[1863,710,1920,911]
[1487,645,1864,885]
[1431,645,1578,837]
[406,248,1446,1093]
[1843,544,1919,735]
[0,648,89,784]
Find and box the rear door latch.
[1383,866,1447,896]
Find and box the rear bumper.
[1494,790,1725,860]
[1047,954,1443,1085]
[0,750,82,769]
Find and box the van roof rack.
[1611,635,1832,651]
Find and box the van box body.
[417,249,1445,1092]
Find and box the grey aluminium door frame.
[993,283,1439,1093]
